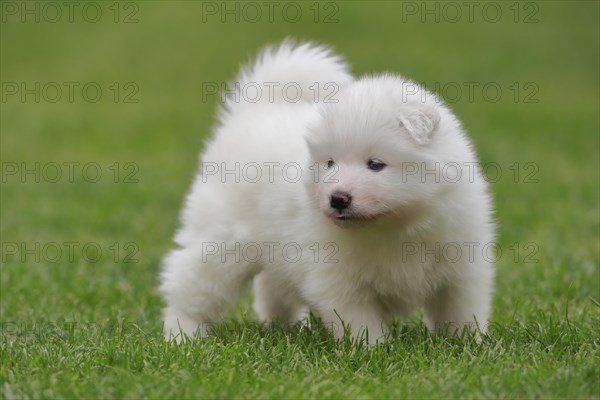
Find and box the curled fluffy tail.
[219,39,352,114]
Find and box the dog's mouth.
[329,211,378,227]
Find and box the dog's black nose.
[330,191,352,211]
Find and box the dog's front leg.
[317,301,389,345]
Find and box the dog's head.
[305,75,458,228]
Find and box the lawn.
[1,1,599,398]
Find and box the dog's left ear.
[395,104,440,145]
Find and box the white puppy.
[160,40,495,344]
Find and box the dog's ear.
[395,104,440,145]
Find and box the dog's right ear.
[395,104,440,145]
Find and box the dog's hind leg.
[160,242,261,341]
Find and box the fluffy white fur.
[160,40,495,344]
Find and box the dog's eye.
[367,159,386,172]
[326,159,335,169]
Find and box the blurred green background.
[1,1,599,398]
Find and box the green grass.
[1,1,599,398]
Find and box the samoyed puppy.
[160,40,495,344]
